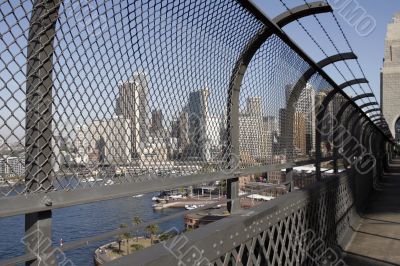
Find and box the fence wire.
[0,0,387,202]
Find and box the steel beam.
[359,102,379,110]
[364,108,382,115]
[372,117,384,123]
[368,114,383,120]
[25,0,61,265]
[338,78,368,90]
[273,1,332,27]
[0,158,333,218]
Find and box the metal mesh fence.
[0,0,389,202]
[0,1,393,265]
[1,0,267,196]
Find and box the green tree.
[145,224,159,245]
[132,216,143,242]
[123,231,131,255]
[159,230,178,242]
[117,223,127,253]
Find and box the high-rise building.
[75,117,132,165]
[239,96,274,161]
[293,112,307,156]
[381,12,400,140]
[285,84,316,155]
[101,118,132,165]
[170,110,191,159]
[188,87,210,161]
[0,158,5,179]
[246,97,262,117]
[206,115,223,160]
[5,154,25,177]
[116,72,150,156]
[279,108,307,157]
[151,109,163,134]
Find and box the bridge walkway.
[344,158,400,266]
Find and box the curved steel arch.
[335,98,376,127]
[359,119,375,151]
[331,95,378,174]
[352,93,375,102]
[318,78,369,115]
[368,114,383,120]
[338,78,369,90]
[372,117,385,124]
[315,79,368,173]
[273,2,332,26]
[359,102,379,110]
[226,1,332,211]
[364,108,382,115]
[284,52,357,159]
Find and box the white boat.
[105,180,114,186]
[132,194,144,198]
[81,176,103,183]
[169,194,184,200]
[185,205,197,210]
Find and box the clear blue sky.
[1,0,399,143]
[254,0,400,105]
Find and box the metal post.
[25,0,60,265]
[286,168,293,192]
[227,176,240,213]
[315,101,323,181]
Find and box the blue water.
[0,193,185,265]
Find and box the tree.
[132,216,143,242]
[159,230,178,242]
[123,231,131,255]
[145,224,159,245]
[117,223,127,253]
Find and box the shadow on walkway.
[343,159,400,265]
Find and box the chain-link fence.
[0,0,391,200]
[0,0,395,265]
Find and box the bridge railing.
[0,0,394,264]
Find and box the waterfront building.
[6,154,25,178]
[75,117,132,165]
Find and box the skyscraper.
[285,83,316,155]
[381,12,400,140]
[74,117,132,165]
[116,72,150,156]
[187,87,210,161]
[177,111,190,156]
[293,112,307,156]
[151,109,163,134]
[239,96,273,161]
